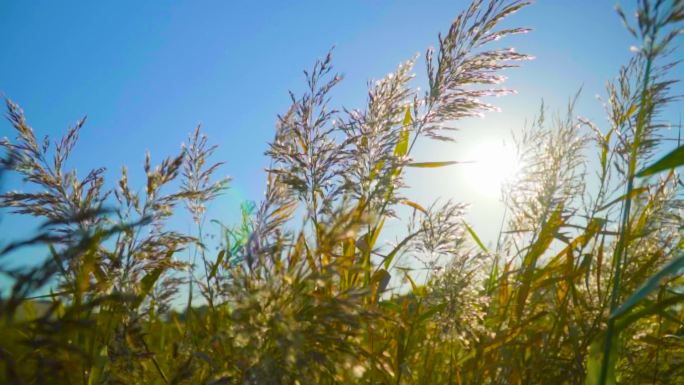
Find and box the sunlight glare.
[463,140,520,198]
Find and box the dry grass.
[1,0,683,384]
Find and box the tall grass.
[0,0,683,384]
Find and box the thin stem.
[599,20,657,385]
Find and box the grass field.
[1,1,683,384]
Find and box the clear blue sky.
[1,1,681,269]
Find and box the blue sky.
[1,1,681,270]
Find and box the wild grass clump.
[1,0,683,384]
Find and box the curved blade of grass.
[463,222,488,254]
[400,199,428,214]
[407,161,461,168]
[382,231,420,270]
[636,144,684,177]
[610,252,684,320]
[394,106,411,157]
[208,250,225,280]
[134,267,164,309]
[596,187,648,211]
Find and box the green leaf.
[383,231,420,270]
[600,129,614,171]
[615,293,684,333]
[522,203,564,270]
[596,187,648,211]
[134,267,164,309]
[464,222,488,254]
[369,218,385,250]
[417,302,446,323]
[611,252,684,320]
[636,144,684,177]
[394,106,411,157]
[405,271,419,293]
[208,250,226,280]
[586,333,617,385]
[487,259,499,294]
[407,161,460,168]
[402,104,412,126]
[618,103,638,126]
[516,204,564,317]
[370,159,385,179]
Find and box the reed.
[0,1,682,384]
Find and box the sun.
[462,140,521,198]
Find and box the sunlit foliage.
[1,1,683,384]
